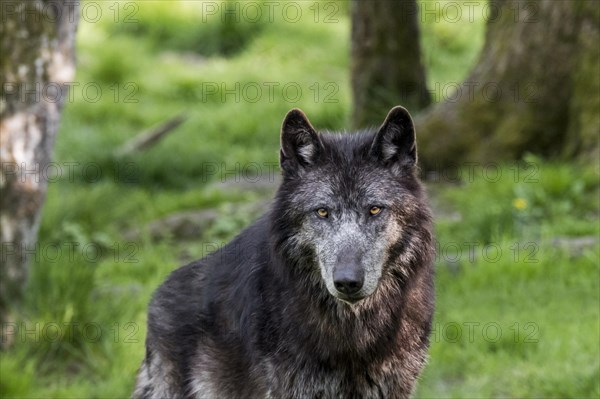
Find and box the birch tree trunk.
[0,0,79,337]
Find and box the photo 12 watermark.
[434,240,540,264]
[1,321,140,344]
[430,321,540,344]
[2,81,139,105]
[199,1,341,24]
[415,1,539,23]
[425,161,540,184]
[0,161,140,184]
[1,241,140,264]
[199,81,339,104]
[0,1,138,24]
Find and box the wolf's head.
[271,106,432,305]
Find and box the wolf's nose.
[333,270,364,296]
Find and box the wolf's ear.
[370,106,417,171]
[280,109,322,174]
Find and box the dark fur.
[134,107,435,399]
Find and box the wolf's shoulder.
[149,214,272,313]
[146,215,272,348]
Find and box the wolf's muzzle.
[333,257,365,300]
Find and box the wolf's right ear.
[280,109,322,174]
[370,106,417,172]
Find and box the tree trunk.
[0,0,79,336]
[416,0,599,170]
[351,0,431,129]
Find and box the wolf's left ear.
[280,108,322,174]
[370,106,417,171]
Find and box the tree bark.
[351,0,431,129]
[0,0,79,335]
[415,0,599,170]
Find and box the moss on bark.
[415,0,599,170]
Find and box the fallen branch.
[115,113,187,156]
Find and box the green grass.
[418,248,599,397]
[1,1,599,397]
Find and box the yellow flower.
[512,198,528,210]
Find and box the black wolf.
[133,106,435,398]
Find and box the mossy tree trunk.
[416,0,599,170]
[0,0,79,337]
[351,0,431,129]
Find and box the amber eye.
[369,206,382,216]
[316,208,329,218]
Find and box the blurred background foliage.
[1,0,598,397]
